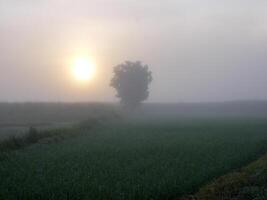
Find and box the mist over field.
[1,1,267,200]
[1,101,267,125]
[1,102,267,200]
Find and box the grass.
[0,127,74,152]
[0,112,117,152]
[184,153,267,200]
[0,119,267,200]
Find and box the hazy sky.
[1,0,267,102]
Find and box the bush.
[25,127,39,143]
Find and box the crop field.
[1,115,267,200]
[2,0,267,198]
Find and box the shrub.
[25,126,39,143]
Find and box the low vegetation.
[0,111,120,152]
[0,127,73,152]
[1,118,267,199]
[182,154,267,200]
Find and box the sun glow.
[72,57,96,81]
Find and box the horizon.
[1,99,267,104]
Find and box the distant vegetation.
[0,102,118,126]
[1,101,267,127]
[110,61,152,109]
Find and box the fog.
[1,0,267,102]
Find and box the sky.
[0,0,267,102]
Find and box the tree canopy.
[110,61,152,109]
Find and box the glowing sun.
[72,57,96,81]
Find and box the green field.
[1,116,267,200]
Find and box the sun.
[72,57,96,81]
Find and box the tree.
[110,61,152,109]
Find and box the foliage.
[110,61,152,109]
[1,119,267,199]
